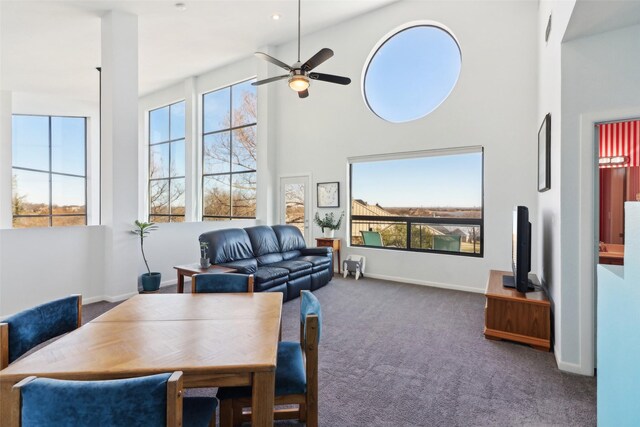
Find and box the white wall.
[0,225,105,316]
[536,0,576,371]
[273,0,539,292]
[559,23,640,372]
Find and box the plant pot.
[324,229,335,238]
[141,272,161,292]
[200,258,211,269]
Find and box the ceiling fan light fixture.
[288,75,310,92]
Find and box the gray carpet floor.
[83,276,596,426]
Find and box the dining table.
[0,292,283,427]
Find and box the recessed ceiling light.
[271,13,281,20]
[175,3,187,11]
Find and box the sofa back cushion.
[273,225,307,259]
[199,228,254,264]
[245,226,284,265]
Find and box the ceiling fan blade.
[254,52,291,71]
[308,72,351,85]
[252,75,290,86]
[298,89,309,98]
[302,48,334,72]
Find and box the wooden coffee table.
[174,263,236,293]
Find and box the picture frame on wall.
[538,113,551,192]
[317,182,340,208]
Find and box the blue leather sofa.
[199,225,333,301]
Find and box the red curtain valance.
[598,120,640,168]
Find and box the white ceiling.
[0,0,396,100]
[564,0,640,42]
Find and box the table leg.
[251,370,275,427]
[337,248,341,274]
[177,271,184,293]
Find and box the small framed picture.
[538,113,551,192]
[317,182,340,208]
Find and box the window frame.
[361,21,462,123]
[148,100,186,223]
[349,147,484,258]
[201,77,257,221]
[11,114,88,228]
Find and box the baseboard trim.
[362,272,484,294]
[553,344,594,376]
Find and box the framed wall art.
[538,113,551,192]
[317,182,340,208]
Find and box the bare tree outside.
[203,79,257,220]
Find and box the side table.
[173,263,237,293]
[315,237,341,274]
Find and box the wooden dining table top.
[0,293,283,382]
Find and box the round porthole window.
[362,22,462,123]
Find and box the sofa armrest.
[300,247,332,256]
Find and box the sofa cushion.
[217,341,306,400]
[245,226,284,266]
[218,259,257,274]
[199,229,254,264]
[270,260,313,280]
[296,255,331,267]
[273,225,307,252]
[281,250,302,261]
[254,266,289,284]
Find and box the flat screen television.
[504,205,533,292]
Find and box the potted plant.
[314,211,344,238]
[200,242,211,268]
[132,220,160,292]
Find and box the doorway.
[597,119,640,266]
[280,175,311,243]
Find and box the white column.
[184,77,198,221]
[101,11,140,298]
[256,46,278,225]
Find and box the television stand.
[484,270,551,351]
[501,274,536,291]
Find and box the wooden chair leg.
[219,399,233,427]
[299,403,307,422]
[306,398,318,427]
[232,400,244,427]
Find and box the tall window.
[202,78,257,220]
[149,101,185,222]
[12,115,87,228]
[350,148,483,256]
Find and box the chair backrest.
[12,372,183,427]
[0,295,82,369]
[192,273,254,293]
[299,291,321,402]
[433,235,461,252]
[361,231,383,247]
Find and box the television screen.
[507,206,532,292]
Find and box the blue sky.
[365,25,461,123]
[13,115,86,206]
[352,152,482,208]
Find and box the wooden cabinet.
[315,238,341,274]
[484,270,551,351]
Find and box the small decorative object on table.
[131,220,161,293]
[200,242,211,268]
[343,255,366,280]
[314,211,344,238]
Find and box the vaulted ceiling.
[0,0,396,100]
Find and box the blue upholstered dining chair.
[191,273,254,294]
[216,290,322,427]
[11,372,217,427]
[0,295,82,370]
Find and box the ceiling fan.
[251,0,351,98]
